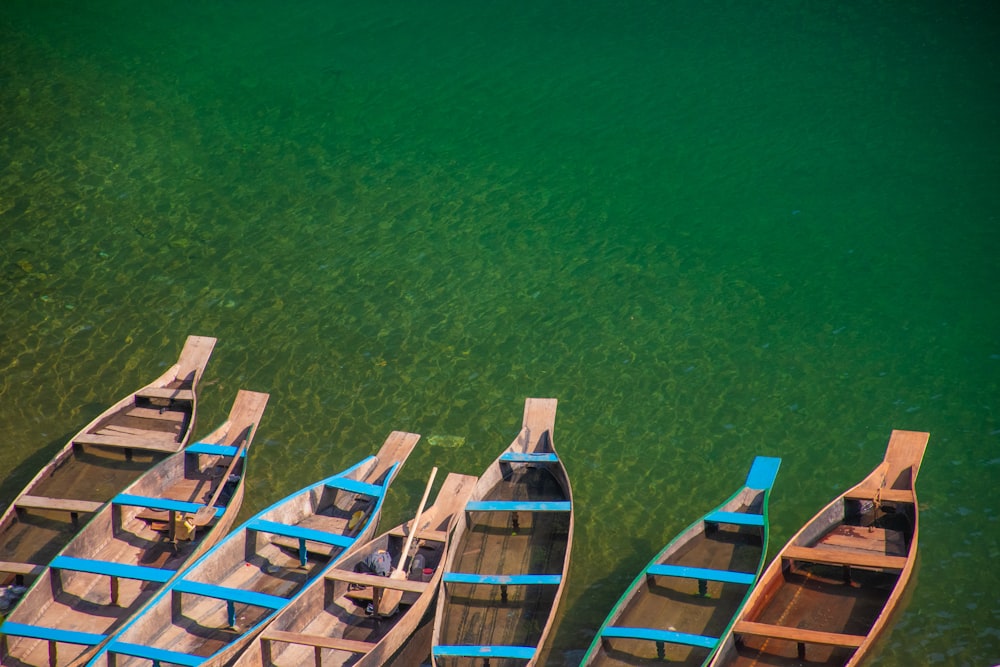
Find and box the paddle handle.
[194,424,254,518]
[399,467,438,571]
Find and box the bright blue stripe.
[0,621,105,646]
[112,493,223,517]
[325,477,384,497]
[172,580,287,609]
[466,500,571,512]
[105,640,205,666]
[646,564,756,586]
[500,452,559,463]
[50,556,174,583]
[185,442,244,457]
[433,645,537,659]
[704,510,764,527]
[246,519,355,548]
[746,456,781,490]
[601,626,718,650]
[443,572,561,586]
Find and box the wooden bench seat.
[0,560,45,577]
[73,433,181,453]
[704,510,764,527]
[15,495,103,514]
[499,452,559,463]
[783,545,907,571]
[105,640,203,667]
[261,629,377,654]
[844,488,914,504]
[733,620,865,648]
[387,527,448,543]
[125,406,187,422]
[601,625,718,650]
[465,500,571,512]
[135,387,194,402]
[433,645,536,660]
[326,570,429,593]
[443,572,561,586]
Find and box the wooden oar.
[378,466,438,616]
[188,427,254,529]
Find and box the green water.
[2,2,998,664]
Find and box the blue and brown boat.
[432,397,573,666]
[0,389,269,666]
[83,430,419,667]
[580,455,781,667]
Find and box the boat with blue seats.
[431,397,572,667]
[82,430,419,667]
[580,455,781,667]
[0,390,268,667]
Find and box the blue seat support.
[105,640,205,666]
[601,626,719,650]
[466,500,571,512]
[500,452,559,463]
[50,556,174,583]
[172,580,287,609]
[185,442,245,457]
[704,510,764,527]
[432,645,537,660]
[0,621,105,646]
[443,572,562,586]
[646,564,756,586]
[113,494,223,518]
[246,518,354,566]
[325,477,384,498]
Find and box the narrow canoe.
[0,390,269,667]
[0,335,216,595]
[580,456,781,667]
[83,430,419,667]
[710,429,929,667]
[432,397,573,666]
[231,471,478,667]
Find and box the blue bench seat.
[0,621,105,646]
[601,626,719,650]
[50,556,174,583]
[113,493,223,518]
[105,640,205,666]
[433,645,537,660]
[465,500,571,512]
[704,510,764,527]
[325,477,384,498]
[172,580,287,609]
[185,442,245,457]
[499,452,559,463]
[645,564,756,586]
[246,519,355,549]
[443,572,562,586]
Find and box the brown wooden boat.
[230,471,478,667]
[83,430,419,667]
[0,335,216,597]
[0,389,268,667]
[432,397,573,666]
[710,429,929,667]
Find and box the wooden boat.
[710,430,929,667]
[580,456,781,667]
[0,335,216,595]
[83,430,420,667]
[0,390,269,667]
[432,397,573,666]
[230,471,478,667]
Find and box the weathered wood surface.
[0,335,215,597]
[230,471,477,667]
[0,389,267,667]
[83,430,419,667]
[710,429,929,667]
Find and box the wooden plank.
[261,629,377,654]
[819,526,906,556]
[100,424,176,439]
[125,406,187,422]
[15,495,103,514]
[783,545,907,570]
[0,561,45,577]
[386,527,448,543]
[326,569,430,593]
[135,387,195,401]
[73,433,181,453]
[844,488,914,504]
[733,621,865,648]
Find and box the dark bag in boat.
[355,549,392,577]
